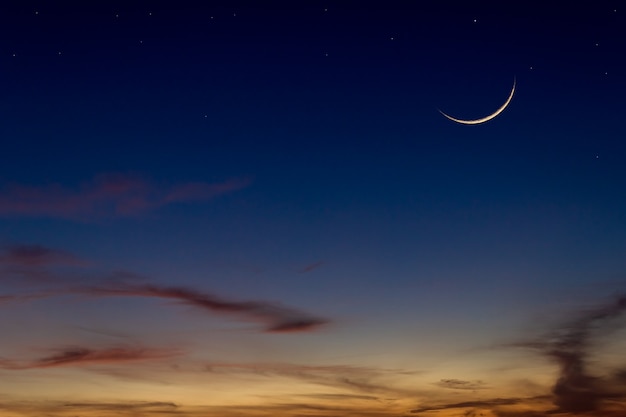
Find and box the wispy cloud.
[77,283,329,333]
[0,400,183,417]
[0,242,329,333]
[0,346,180,370]
[299,261,324,273]
[0,174,250,219]
[410,398,523,414]
[203,362,416,398]
[435,378,488,390]
[0,244,88,267]
[0,292,56,305]
[0,282,329,334]
[63,401,179,411]
[0,399,405,417]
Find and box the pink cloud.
[0,174,250,219]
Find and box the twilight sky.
[1,1,626,416]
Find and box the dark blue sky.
[1,2,626,416]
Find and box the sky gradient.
[1,1,626,416]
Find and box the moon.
[439,77,516,125]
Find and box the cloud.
[0,399,183,417]
[63,401,179,411]
[410,398,523,414]
[0,244,92,287]
[512,295,626,415]
[0,244,330,333]
[0,396,405,417]
[0,174,250,219]
[0,244,88,267]
[435,378,488,390]
[0,240,327,333]
[203,362,415,398]
[0,346,180,370]
[297,393,380,401]
[76,283,329,333]
[299,261,324,273]
[0,292,56,305]
[408,295,626,417]
[0,283,329,334]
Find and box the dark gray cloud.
[0,346,179,369]
[435,378,488,390]
[410,295,626,417]
[0,243,330,333]
[411,398,522,414]
[514,295,626,414]
[76,282,329,333]
[63,401,179,410]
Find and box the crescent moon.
[438,77,516,125]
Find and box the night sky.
[1,1,626,416]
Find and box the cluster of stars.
[5,5,622,86]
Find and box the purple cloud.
[514,295,626,415]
